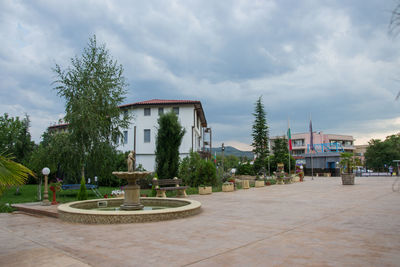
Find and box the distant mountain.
[211,146,254,159]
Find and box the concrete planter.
[198,186,212,195]
[255,180,265,187]
[341,173,355,185]
[242,180,250,189]
[292,176,300,182]
[222,183,234,192]
[276,177,284,184]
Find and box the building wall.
[271,131,355,157]
[116,104,204,171]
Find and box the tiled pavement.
[1,176,399,266]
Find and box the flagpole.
[288,118,291,176]
[310,114,314,180]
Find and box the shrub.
[265,178,276,185]
[237,162,254,175]
[196,160,217,186]
[0,203,15,213]
[77,176,88,200]
[179,151,217,187]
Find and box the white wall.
[116,104,204,171]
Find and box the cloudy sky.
[1,0,399,150]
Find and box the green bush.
[0,203,15,213]
[197,160,217,186]
[179,151,217,187]
[237,162,254,175]
[76,176,88,200]
[265,178,276,185]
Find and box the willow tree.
[155,112,185,179]
[53,35,130,180]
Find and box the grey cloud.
[0,0,399,146]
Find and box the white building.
[49,99,210,171]
[117,99,210,171]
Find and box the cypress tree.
[251,96,269,175]
[155,112,185,179]
[77,176,88,200]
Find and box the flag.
[214,151,217,164]
[309,119,314,151]
[287,126,292,151]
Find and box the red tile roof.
[49,99,208,129]
[118,99,201,108]
[120,99,207,127]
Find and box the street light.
[41,167,50,206]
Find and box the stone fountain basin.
[58,197,201,224]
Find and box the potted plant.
[198,185,212,195]
[49,178,62,205]
[197,160,217,194]
[340,152,356,185]
[255,175,265,187]
[222,181,234,192]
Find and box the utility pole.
[222,143,225,174]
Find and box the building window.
[158,107,164,115]
[144,129,151,143]
[173,107,179,115]
[293,139,304,147]
[144,108,151,116]
[123,130,128,144]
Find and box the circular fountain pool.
[58,197,201,224]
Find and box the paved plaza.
[1,176,400,267]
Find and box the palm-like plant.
[0,154,35,196]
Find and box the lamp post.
[41,167,50,206]
[221,143,225,174]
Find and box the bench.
[152,178,188,198]
[61,184,102,198]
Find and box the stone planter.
[222,183,234,192]
[242,180,250,189]
[198,186,212,195]
[292,176,300,182]
[255,180,265,187]
[341,173,355,185]
[276,177,284,184]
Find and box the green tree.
[272,137,295,172]
[365,134,400,171]
[29,130,126,186]
[76,176,88,200]
[179,151,217,187]
[28,131,81,184]
[155,112,185,179]
[0,154,35,196]
[215,154,239,170]
[237,161,254,175]
[0,113,35,165]
[251,96,269,175]
[53,35,130,181]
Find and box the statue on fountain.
[127,150,136,172]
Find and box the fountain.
[112,150,150,210]
[57,151,201,224]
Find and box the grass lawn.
[0,184,223,207]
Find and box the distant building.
[354,144,368,165]
[48,99,212,171]
[270,131,355,176]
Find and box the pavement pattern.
[1,176,399,267]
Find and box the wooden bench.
[152,178,188,198]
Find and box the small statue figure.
[127,150,136,172]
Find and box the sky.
[1,0,399,151]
